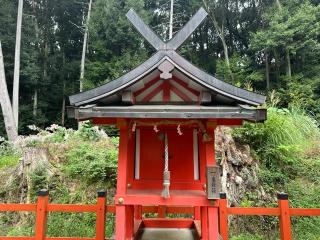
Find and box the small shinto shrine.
[68,8,266,240]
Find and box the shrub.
[64,143,117,184]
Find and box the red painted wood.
[201,207,208,240]
[290,208,320,216]
[170,84,193,102]
[115,122,130,240]
[138,129,195,183]
[115,194,217,207]
[194,207,201,220]
[106,205,115,213]
[158,205,166,218]
[167,130,195,181]
[228,207,280,216]
[142,218,194,228]
[117,126,129,195]
[115,206,126,240]
[219,198,228,240]
[46,238,95,240]
[0,204,36,212]
[131,180,203,190]
[278,199,292,240]
[208,207,219,240]
[35,195,49,240]
[166,206,194,215]
[134,76,160,97]
[91,117,117,125]
[126,206,134,239]
[205,128,215,166]
[172,76,200,96]
[47,204,96,212]
[96,196,106,240]
[135,205,142,220]
[141,82,165,102]
[139,129,164,180]
[217,119,243,126]
[163,80,170,102]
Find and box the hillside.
[0,108,320,239]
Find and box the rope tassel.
[161,171,170,198]
[161,133,170,199]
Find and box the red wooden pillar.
[278,193,292,240]
[134,205,142,220]
[35,189,49,240]
[219,193,228,240]
[208,206,219,239]
[158,205,166,218]
[201,206,208,240]
[206,122,219,239]
[115,119,132,240]
[96,191,107,240]
[194,207,201,220]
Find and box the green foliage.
[64,142,118,184]
[233,107,320,238]
[29,164,49,199]
[230,234,264,240]
[216,54,264,87]
[0,141,20,169]
[234,108,320,185]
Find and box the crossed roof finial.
[126,8,208,51]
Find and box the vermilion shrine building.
[68,8,266,240]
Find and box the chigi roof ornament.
[126,8,208,51]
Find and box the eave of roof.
[69,51,266,107]
[68,105,267,122]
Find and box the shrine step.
[135,227,199,240]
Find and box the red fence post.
[219,192,228,240]
[35,189,49,240]
[96,190,107,240]
[278,193,292,240]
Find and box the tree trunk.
[12,0,24,129]
[0,43,18,141]
[32,0,39,118]
[285,48,291,78]
[33,90,37,116]
[273,49,280,86]
[169,0,174,40]
[265,51,270,90]
[80,0,93,93]
[202,0,233,81]
[221,33,233,81]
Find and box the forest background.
[0,0,319,135]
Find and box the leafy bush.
[64,142,117,184]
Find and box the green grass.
[0,155,20,169]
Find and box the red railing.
[1,190,320,240]
[0,189,195,240]
[218,192,320,240]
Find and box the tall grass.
[234,107,320,153]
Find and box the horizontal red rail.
[227,207,280,216]
[1,191,320,240]
[0,238,95,240]
[48,204,97,213]
[290,208,320,216]
[0,204,37,212]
